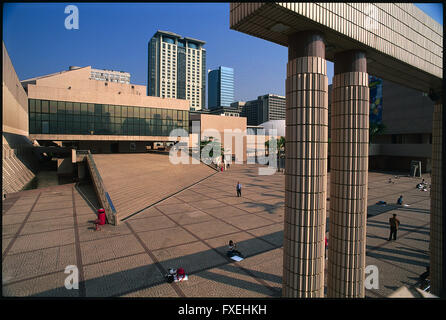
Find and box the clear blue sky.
[3,3,443,105]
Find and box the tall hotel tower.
[148,30,206,111]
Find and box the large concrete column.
[327,50,369,298]
[283,31,328,298]
[430,101,443,296]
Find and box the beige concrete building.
[230,2,443,298]
[368,79,435,173]
[328,79,436,173]
[2,42,38,196]
[22,65,190,153]
[3,44,29,137]
[190,113,248,163]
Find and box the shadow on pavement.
[21,231,284,297]
[366,245,429,260]
[366,220,430,235]
[366,251,429,268]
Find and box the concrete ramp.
[92,153,216,221]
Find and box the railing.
[78,150,118,225]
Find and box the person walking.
[397,195,403,205]
[388,213,400,241]
[236,181,242,197]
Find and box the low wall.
[2,134,39,197]
[81,151,118,225]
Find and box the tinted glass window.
[58,101,65,113]
[66,102,73,114]
[41,100,49,113]
[73,103,81,115]
[94,104,102,115]
[50,100,57,113]
[81,103,88,115]
[29,99,35,112]
[35,100,41,113]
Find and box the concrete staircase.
[2,142,38,197]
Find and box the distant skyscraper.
[148,30,206,110]
[237,94,286,126]
[208,66,234,109]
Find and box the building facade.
[22,65,190,153]
[369,78,434,172]
[328,77,434,172]
[2,42,38,196]
[195,106,241,117]
[148,30,206,111]
[208,66,234,108]
[238,94,286,126]
[89,67,130,84]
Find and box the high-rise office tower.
[237,94,286,126]
[148,30,206,111]
[208,66,234,109]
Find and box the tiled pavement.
[2,164,431,297]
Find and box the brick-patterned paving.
[2,165,431,297]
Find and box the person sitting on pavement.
[227,240,243,257]
[166,267,187,282]
[176,268,186,281]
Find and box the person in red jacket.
[325,236,328,259]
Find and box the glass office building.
[28,99,189,136]
[208,66,234,109]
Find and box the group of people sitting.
[165,267,187,283]
[416,179,429,191]
[164,241,244,284]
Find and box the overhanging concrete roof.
[230,3,442,94]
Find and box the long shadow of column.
[16,231,284,297]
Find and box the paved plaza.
[2,159,431,297]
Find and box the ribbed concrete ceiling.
[230,3,443,95]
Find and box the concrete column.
[327,50,369,298]
[283,31,328,298]
[430,101,443,296]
